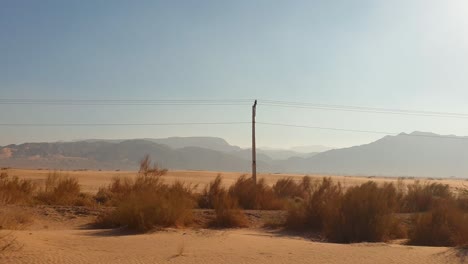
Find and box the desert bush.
[409,199,468,247]
[273,178,303,199]
[286,177,342,230]
[95,177,133,205]
[35,172,93,206]
[198,175,247,227]
[286,179,405,243]
[327,182,404,243]
[98,180,195,231]
[401,181,452,212]
[228,175,283,210]
[198,174,224,209]
[0,172,36,205]
[95,157,195,232]
[212,192,248,228]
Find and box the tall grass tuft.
[95,156,196,232]
[228,175,283,210]
[286,177,342,231]
[327,182,404,243]
[409,199,468,247]
[0,172,36,205]
[198,174,224,209]
[401,181,452,212]
[286,178,405,243]
[35,172,93,206]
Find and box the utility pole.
[252,99,257,184]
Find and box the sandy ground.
[6,168,468,193]
[2,228,465,264]
[1,169,468,263]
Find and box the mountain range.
[1,132,467,178]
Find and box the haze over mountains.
[1,132,467,178]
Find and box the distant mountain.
[145,137,242,153]
[257,149,318,160]
[0,139,270,172]
[290,145,333,153]
[277,131,468,177]
[1,133,467,177]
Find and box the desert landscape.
[3,1,468,263]
[1,165,467,264]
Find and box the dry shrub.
[96,156,195,232]
[273,178,302,199]
[95,177,133,205]
[273,176,313,200]
[409,199,468,247]
[286,179,405,243]
[212,193,247,228]
[228,175,282,210]
[198,174,224,209]
[327,182,405,243]
[198,175,247,227]
[286,177,342,230]
[402,181,452,212]
[35,172,93,206]
[0,172,36,205]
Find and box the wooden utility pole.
[252,100,257,184]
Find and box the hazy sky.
[2,0,468,148]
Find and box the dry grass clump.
[35,172,93,206]
[228,175,283,210]
[286,178,405,243]
[0,172,36,205]
[409,199,468,247]
[327,182,405,243]
[285,177,342,231]
[198,174,224,209]
[401,181,452,212]
[212,192,247,228]
[199,175,247,228]
[272,177,312,200]
[95,156,196,232]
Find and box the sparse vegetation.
[95,156,196,231]
[409,199,468,247]
[35,172,94,206]
[286,178,406,243]
[199,175,247,227]
[228,175,282,210]
[401,181,452,212]
[0,172,36,205]
[326,182,405,243]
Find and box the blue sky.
[1,0,468,148]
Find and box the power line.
[0,122,250,127]
[259,100,468,119]
[257,122,468,140]
[0,99,253,106]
